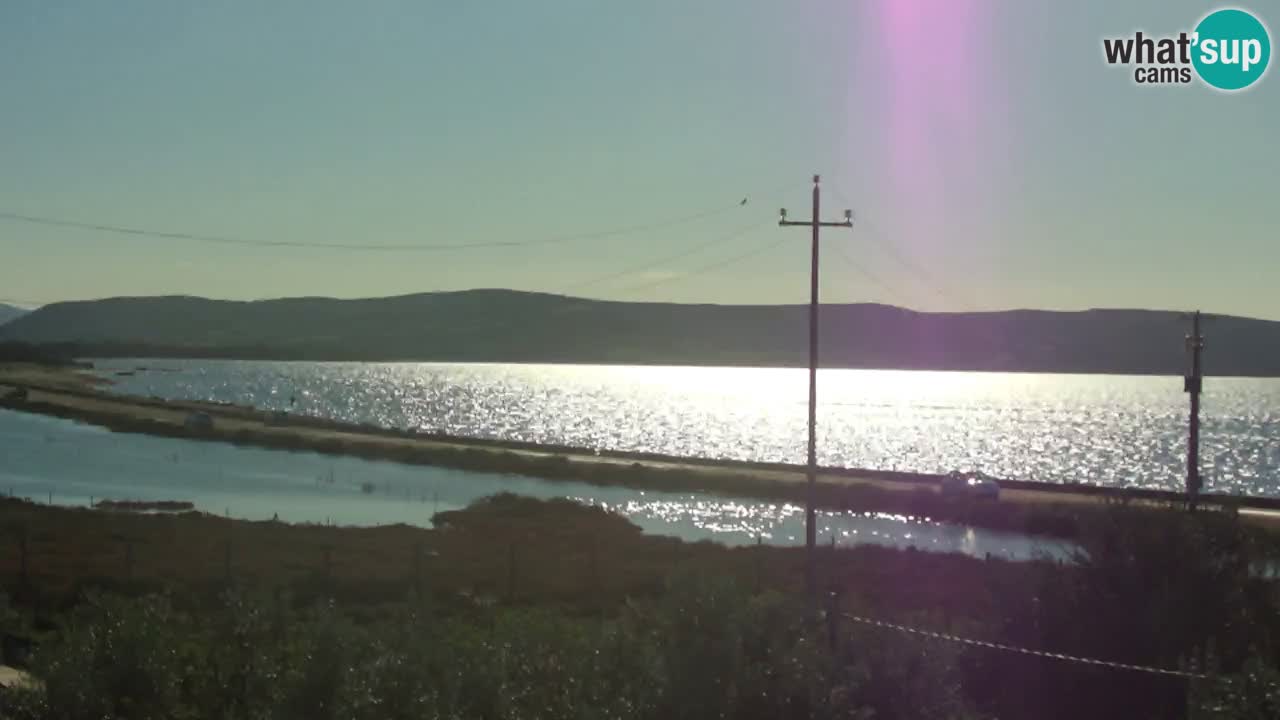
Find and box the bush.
[4,572,995,720]
[1191,656,1280,718]
[29,593,194,720]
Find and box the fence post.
[589,535,599,597]
[413,542,423,598]
[18,526,28,586]
[754,534,763,593]
[826,590,841,653]
[507,542,517,604]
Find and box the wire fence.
[838,612,1207,680]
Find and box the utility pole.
[1184,310,1204,509]
[779,175,853,603]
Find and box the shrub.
[29,593,194,720]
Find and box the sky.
[1,0,1277,318]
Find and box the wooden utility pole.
[779,175,853,602]
[1184,311,1205,508]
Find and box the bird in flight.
[740,197,748,206]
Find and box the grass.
[2,493,1280,719]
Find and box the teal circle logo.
[1192,8,1271,91]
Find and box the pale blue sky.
[1,1,1276,318]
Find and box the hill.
[0,302,29,326]
[1,290,1277,375]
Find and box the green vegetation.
[0,579,977,720]
[0,344,86,368]
[1,494,1278,719]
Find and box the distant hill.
[1,290,1278,376]
[0,303,29,326]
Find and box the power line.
[1,179,808,309]
[408,183,802,335]
[612,227,786,295]
[394,221,777,343]
[858,216,975,310]
[0,202,747,253]
[823,182,1029,361]
[828,242,910,307]
[325,223,783,351]
[822,182,978,311]
[561,219,771,294]
[557,178,813,295]
[0,177,815,256]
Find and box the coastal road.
[4,362,1280,529]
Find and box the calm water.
[94,360,1280,496]
[0,409,1063,560]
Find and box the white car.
[941,471,1000,500]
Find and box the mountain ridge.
[1,290,1277,376]
[0,303,29,326]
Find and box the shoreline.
[3,363,1279,540]
[75,352,1280,379]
